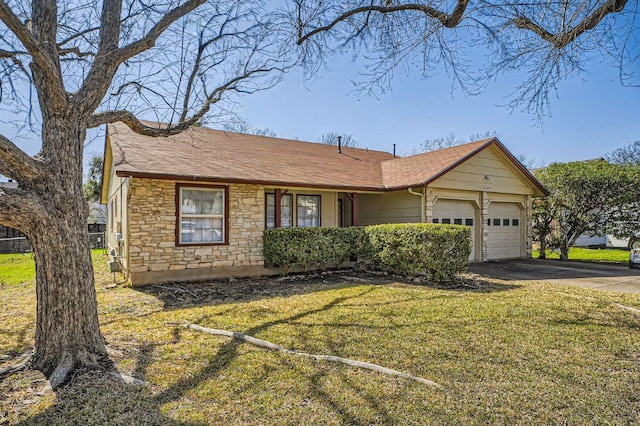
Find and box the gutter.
[407,187,426,223]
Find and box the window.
[178,186,226,244]
[465,218,474,226]
[442,218,451,224]
[432,218,439,224]
[487,218,491,226]
[512,219,519,226]
[454,218,463,225]
[297,195,321,227]
[265,193,293,229]
[503,219,510,226]
[493,218,501,226]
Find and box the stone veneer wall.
[127,179,265,278]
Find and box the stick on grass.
[186,323,443,388]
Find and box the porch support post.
[351,193,358,226]
[481,191,489,262]
[425,188,434,223]
[275,189,282,228]
[525,195,533,258]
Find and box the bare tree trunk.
[559,242,570,261]
[23,117,109,388]
[538,233,547,259]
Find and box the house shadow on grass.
[135,269,518,311]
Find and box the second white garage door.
[432,199,476,261]
[487,202,522,260]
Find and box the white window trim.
[178,186,226,245]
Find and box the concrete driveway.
[468,259,640,294]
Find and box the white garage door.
[487,202,522,260]
[432,200,476,261]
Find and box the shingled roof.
[106,122,545,194]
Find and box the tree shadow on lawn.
[135,269,519,311]
[135,284,450,422]
[10,369,206,426]
[9,273,513,424]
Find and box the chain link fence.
[0,232,106,254]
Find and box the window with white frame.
[297,195,321,227]
[178,186,225,244]
[265,193,293,229]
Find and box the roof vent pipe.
[393,143,396,158]
[337,135,342,154]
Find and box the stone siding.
[128,179,265,277]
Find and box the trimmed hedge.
[263,223,471,281]
[366,223,471,281]
[263,226,369,269]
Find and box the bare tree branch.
[74,0,208,114]
[72,0,124,113]
[297,1,470,45]
[0,133,43,182]
[87,110,186,136]
[88,66,279,135]
[111,0,207,65]
[512,0,629,49]
[0,48,27,58]
[0,186,45,230]
[294,0,636,116]
[0,0,67,108]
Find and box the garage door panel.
[433,200,476,261]
[487,202,521,260]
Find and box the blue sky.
[234,54,639,166]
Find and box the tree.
[293,0,637,116]
[83,154,103,203]
[222,116,277,137]
[531,197,558,259]
[0,0,293,388]
[420,131,496,152]
[319,131,359,147]
[533,160,640,260]
[606,140,640,165]
[417,131,541,169]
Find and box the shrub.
[263,226,369,269]
[365,223,471,281]
[263,223,471,281]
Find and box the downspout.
[407,187,426,223]
[124,176,131,284]
[114,176,131,285]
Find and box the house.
[101,123,547,285]
[573,234,628,249]
[87,202,107,233]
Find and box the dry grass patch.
[1,255,640,425]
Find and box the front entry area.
[432,199,476,261]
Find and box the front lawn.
[1,252,640,424]
[533,247,630,264]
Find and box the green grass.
[533,247,630,264]
[0,252,35,285]
[0,249,107,286]
[1,253,640,424]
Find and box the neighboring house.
[573,234,628,249]
[101,123,547,286]
[87,202,107,233]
